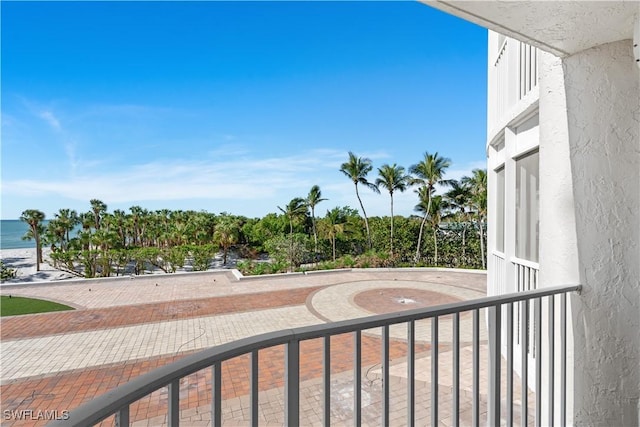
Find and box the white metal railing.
[492,252,506,295]
[50,285,580,427]
[512,256,539,371]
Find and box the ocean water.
[1,220,43,249]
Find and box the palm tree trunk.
[478,218,486,269]
[390,195,394,256]
[414,193,432,264]
[332,236,336,262]
[35,232,42,272]
[433,228,438,266]
[355,184,372,250]
[462,223,467,258]
[415,214,427,264]
[288,219,295,271]
[311,207,318,254]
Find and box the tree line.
[19,151,487,278]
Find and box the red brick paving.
[0,275,477,426]
[1,331,433,426]
[0,286,325,340]
[353,287,462,315]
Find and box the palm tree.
[53,209,78,250]
[306,185,327,256]
[409,152,452,263]
[445,180,473,258]
[319,208,347,261]
[278,197,308,270]
[214,215,240,265]
[112,209,128,247]
[428,195,444,265]
[415,192,444,265]
[462,169,488,268]
[89,199,107,230]
[339,152,380,249]
[375,164,409,256]
[20,209,46,271]
[129,205,146,246]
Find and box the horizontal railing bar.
[510,256,540,270]
[51,284,580,427]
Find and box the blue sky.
[1,1,487,220]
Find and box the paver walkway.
[0,268,494,426]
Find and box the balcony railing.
[50,284,580,427]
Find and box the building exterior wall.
[561,39,639,426]
[489,33,640,425]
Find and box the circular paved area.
[309,279,485,344]
[353,287,462,314]
[0,268,487,426]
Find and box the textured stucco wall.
[563,40,640,426]
[538,49,581,425]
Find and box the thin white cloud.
[1,149,354,205]
[39,110,61,131]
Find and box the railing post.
[507,303,514,427]
[472,309,480,427]
[285,339,300,426]
[488,304,501,426]
[114,406,129,427]
[323,336,331,427]
[250,350,259,427]
[168,379,180,426]
[535,297,542,427]
[561,292,567,426]
[452,312,460,427]
[382,325,390,427]
[431,316,438,427]
[354,330,362,427]
[212,363,221,427]
[548,296,555,427]
[408,321,415,427]
[521,300,529,427]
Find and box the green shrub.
[0,261,16,282]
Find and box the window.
[515,150,539,262]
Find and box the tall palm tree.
[278,197,308,270]
[306,185,327,256]
[20,209,46,271]
[54,208,78,250]
[89,199,107,230]
[319,208,347,262]
[445,180,473,258]
[375,164,409,256]
[409,151,452,263]
[415,192,444,265]
[462,169,488,268]
[214,215,240,265]
[112,209,128,247]
[339,152,379,249]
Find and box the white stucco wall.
[537,49,581,426]
[561,40,640,426]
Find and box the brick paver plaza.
[0,268,533,426]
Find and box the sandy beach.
[0,247,240,284]
[1,248,76,283]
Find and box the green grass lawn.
[1,295,74,316]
